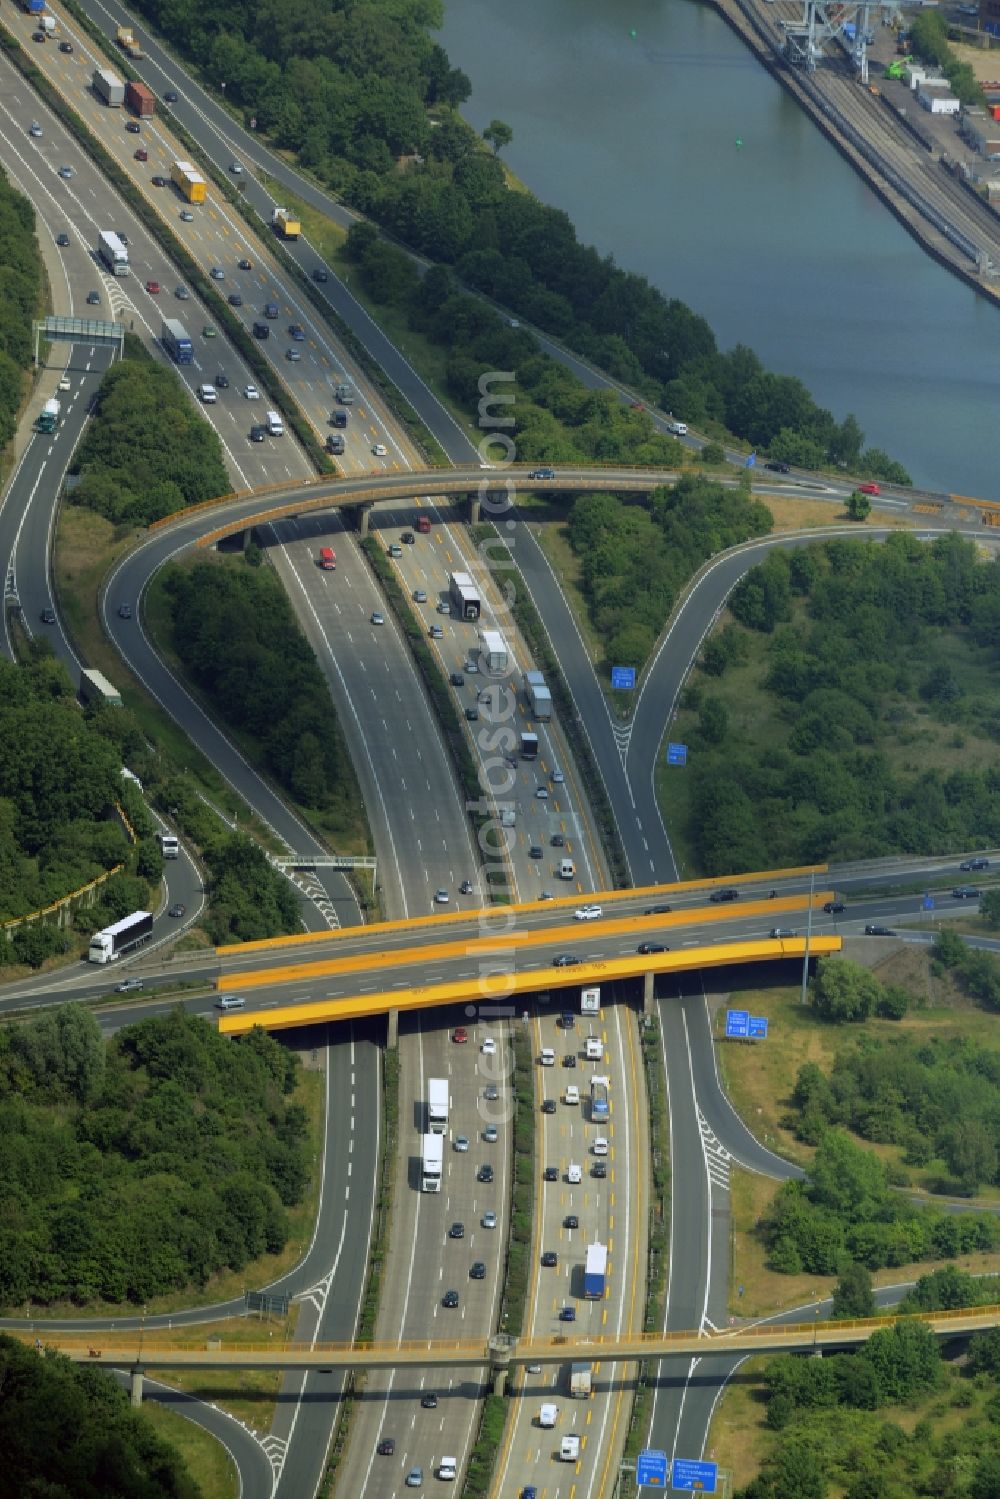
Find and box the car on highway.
[264,302,279,318]
[288,323,305,340]
[667,419,688,435]
[442,1289,459,1308]
[858,481,880,495]
[543,1166,558,1181]
[562,1053,576,1068]
[145,280,160,294]
[470,1261,486,1280]
[151,174,167,187]
[865,924,895,936]
[478,1163,494,1183]
[58,376,70,391]
[133,147,149,162]
[449,671,465,686]
[372,443,387,456]
[29,122,42,137]
[40,608,56,624]
[405,1468,422,1488]
[465,707,479,722]
[460,879,473,894]
[164,90,179,102]
[484,1125,498,1142]
[529,844,542,859]
[244,384,260,400]
[574,904,602,921]
[564,1085,580,1105]
[453,1026,468,1044]
[286,348,301,362]
[823,901,845,914]
[521,1487,537,1499]
[430,624,444,639]
[638,941,667,954]
[454,1135,469,1152]
[952,886,982,899]
[449,1222,464,1239]
[175,286,189,299]
[961,858,990,871]
[238,258,253,270]
[564,1214,579,1229]
[56,232,70,246]
[377,1438,395,1456]
[434,888,449,904]
[58,165,73,178]
[553,954,580,967]
[59,40,73,52]
[421,1391,438,1408]
[552,769,565,783]
[179,209,194,221]
[769,927,795,939]
[203,326,217,339]
[482,1037,496,1054]
[168,903,187,918]
[436,600,450,614]
[215,373,229,389]
[229,161,243,174]
[32,30,46,42]
[413,588,427,603]
[115,978,144,994]
[86,291,100,306]
[118,604,132,619]
[710,887,739,903]
[228,292,243,306]
[541,1099,556,1114]
[764,460,791,473]
[484,1084,499,1101]
[126,120,141,134]
[551,833,565,847]
[558,1306,576,1322]
[592,1161,607,1178]
[402,531,415,544]
[535,787,549,799]
[541,1251,558,1267]
[370,611,384,626]
[482,1211,497,1229]
[250,426,266,442]
[528,467,555,480]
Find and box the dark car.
[118,604,132,619]
[252,322,270,339]
[530,845,543,860]
[638,942,667,955]
[238,258,253,271]
[541,1251,558,1268]
[822,901,845,914]
[562,1053,577,1068]
[164,90,179,103]
[952,886,982,899]
[326,434,345,455]
[151,175,167,187]
[32,30,46,41]
[442,1289,459,1308]
[764,460,791,473]
[961,858,990,871]
[541,1099,556,1114]
[645,904,672,915]
[228,292,243,307]
[313,267,329,282]
[250,425,267,442]
[865,924,896,937]
[215,373,230,388]
[592,1161,607,1178]
[450,672,464,687]
[470,1261,486,1280]
[528,467,555,480]
[477,1164,494,1184]
[264,302,279,318]
[543,1166,558,1182]
[40,607,56,624]
[421,1392,438,1409]
[377,1438,395,1456]
[564,1214,579,1230]
[558,1306,576,1322]
[86,291,101,305]
[56,232,70,247]
[289,324,305,340]
[554,954,580,967]
[168,903,187,919]
[402,531,415,544]
[459,879,473,894]
[465,708,479,722]
[59,40,73,52]
[484,1085,499,1102]
[126,120,141,134]
[332,410,348,428]
[448,1222,464,1239]
[551,833,565,847]
[709,888,739,903]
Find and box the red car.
[134,148,148,162]
[146,279,160,294]
[452,1027,468,1044]
[858,482,880,496]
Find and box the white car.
[243,384,260,400]
[574,904,603,922]
[454,1135,469,1152]
[535,787,549,800]
[372,442,388,457]
[434,888,449,904]
[58,376,71,392]
[552,770,565,784]
[481,1037,496,1056]
[564,1085,580,1106]
[371,611,385,626]
[29,122,42,137]
[59,165,73,179]
[482,1211,497,1229]
[229,161,243,174]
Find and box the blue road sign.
[611,666,636,690]
[725,1009,749,1039]
[749,1015,769,1039]
[667,742,688,766]
[922,894,935,911]
[671,1457,719,1492]
[637,1449,669,1487]
[745,452,756,468]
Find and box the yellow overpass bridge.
[21,1305,1000,1371]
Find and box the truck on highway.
[569,1362,593,1397]
[520,732,539,760]
[171,160,206,204]
[35,398,60,433]
[125,80,155,116]
[590,1075,610,1122]
[480,629,508,674]
[427,1077,449,1133]
[272,207,301,240]
[92,68,125,107]
[449,571,481,621]
[88,910,154,964]
[98,230,129,277]
[79,668,122,707]
[161,319,193,364]
[420,1132,443,1192]
[116,24,144,58]
[20,0,45,13]
[584,1241,608,1299]
[157,832,180,859]
[524,669,553,721]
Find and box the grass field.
[143,1402,239,1499]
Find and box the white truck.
[88,910,153,964]
[570,1363,593,1397]
[480,629,508,674]
[427,1077,449,1133]
[560,1435,581,1461]
[539,1402,558,1428]
[420,1132,443,1192]
[524,668,553,721]
[157,832,180,859]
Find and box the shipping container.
[125,80,155,116]
[170,160,206,204]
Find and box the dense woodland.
[0,168,41,452]
[129,0,907,475]
[70,355,230,527]
[0,1006,308,1307]
[0,1334,200,1499]
[673,532,1000,871]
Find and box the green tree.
[831,1261,876,1320]
[979,889,1000,928]
[482,119,513,155]
[846,490,871,521]
[811,958,882,1023]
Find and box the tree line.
[0,1005,308,1307]
[126,0,909,475]
[677,532,1000,872]
[70,353,230,528]
[0,167,42,454]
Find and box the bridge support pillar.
[488,1333,515,1395]
[643,970,656,1019]
[387,1008,398,1050]
[355,504,372,535]
[468,491,481,524]
[130,1367,144,1407]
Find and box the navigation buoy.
[736,137,744,148]
[629,27,637,38]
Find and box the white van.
[500,809,516,828]
[266,410,284,436]
[560,1434,580,1461]
[215,995,245,1011]
[558,858,576,880]
[539,1403,558,1428]
[438,1457,457,1481]
[198,383,217,403]
[540,1047,555,1067]
[585,1037,603,1061]
[592,1137,608,1156]
[564,1085,580,1106]
[567,1163,582,1183]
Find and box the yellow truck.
[115,24,144,59]
[171,160,206,204]
[272,207,301,240]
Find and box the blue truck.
[161,318,193,364]
[584,1242,607,1299]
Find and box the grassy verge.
[469,523,628,889]
[460,1394,507,1499]
[501,1023,535,1338]
[143,1399,239,1499]
[356,1049,398,1341]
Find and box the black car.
[952,886,981,899]
[709,887,739,903]
[443,1290,459,1308]
[449,672,464,686]
[40,607,56,624]
[401,531,415,544]
[638,942,667,955]
[168,903,187,919]
[865,924,895,937]
[554,954,580,967]
[313,267,329,282]
[477,1164,494,1184]
[56,232,70,247]
[764,460,791,473]
[332,410,348,428]
[543,1166,558,1182]
[448,1222,464,1239]
[238,258,253,271]
[470,1261,486,1280]
[541,1251,558,1268]
[484,1085,499,1102]
[151,175,167,187]
[59,41,73,52]
[459,879,473,894]
[264,303,279,318]
[377,1438,395,1456]
[252,322,270,339]
[421,1392,438,1409]
[530,845,543,860]
[32,30,46,41]
[465,707,479,722]
[164,90,179,103]
[592,1162,607,1178]
[562,1053,576,1068]
[86,291,101,305]
[228,292,243,307]
[645,904,672,915]
[215,373,230,388]
[118,604,132,620]
[564,1214,579,1230]
[250,425,266,442]
[541,1099,556,1114]
[551,833,565,847]
[961,858,990,872]
[822,901,845,914]
[528,468,555,480]
[126,120,141,134]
